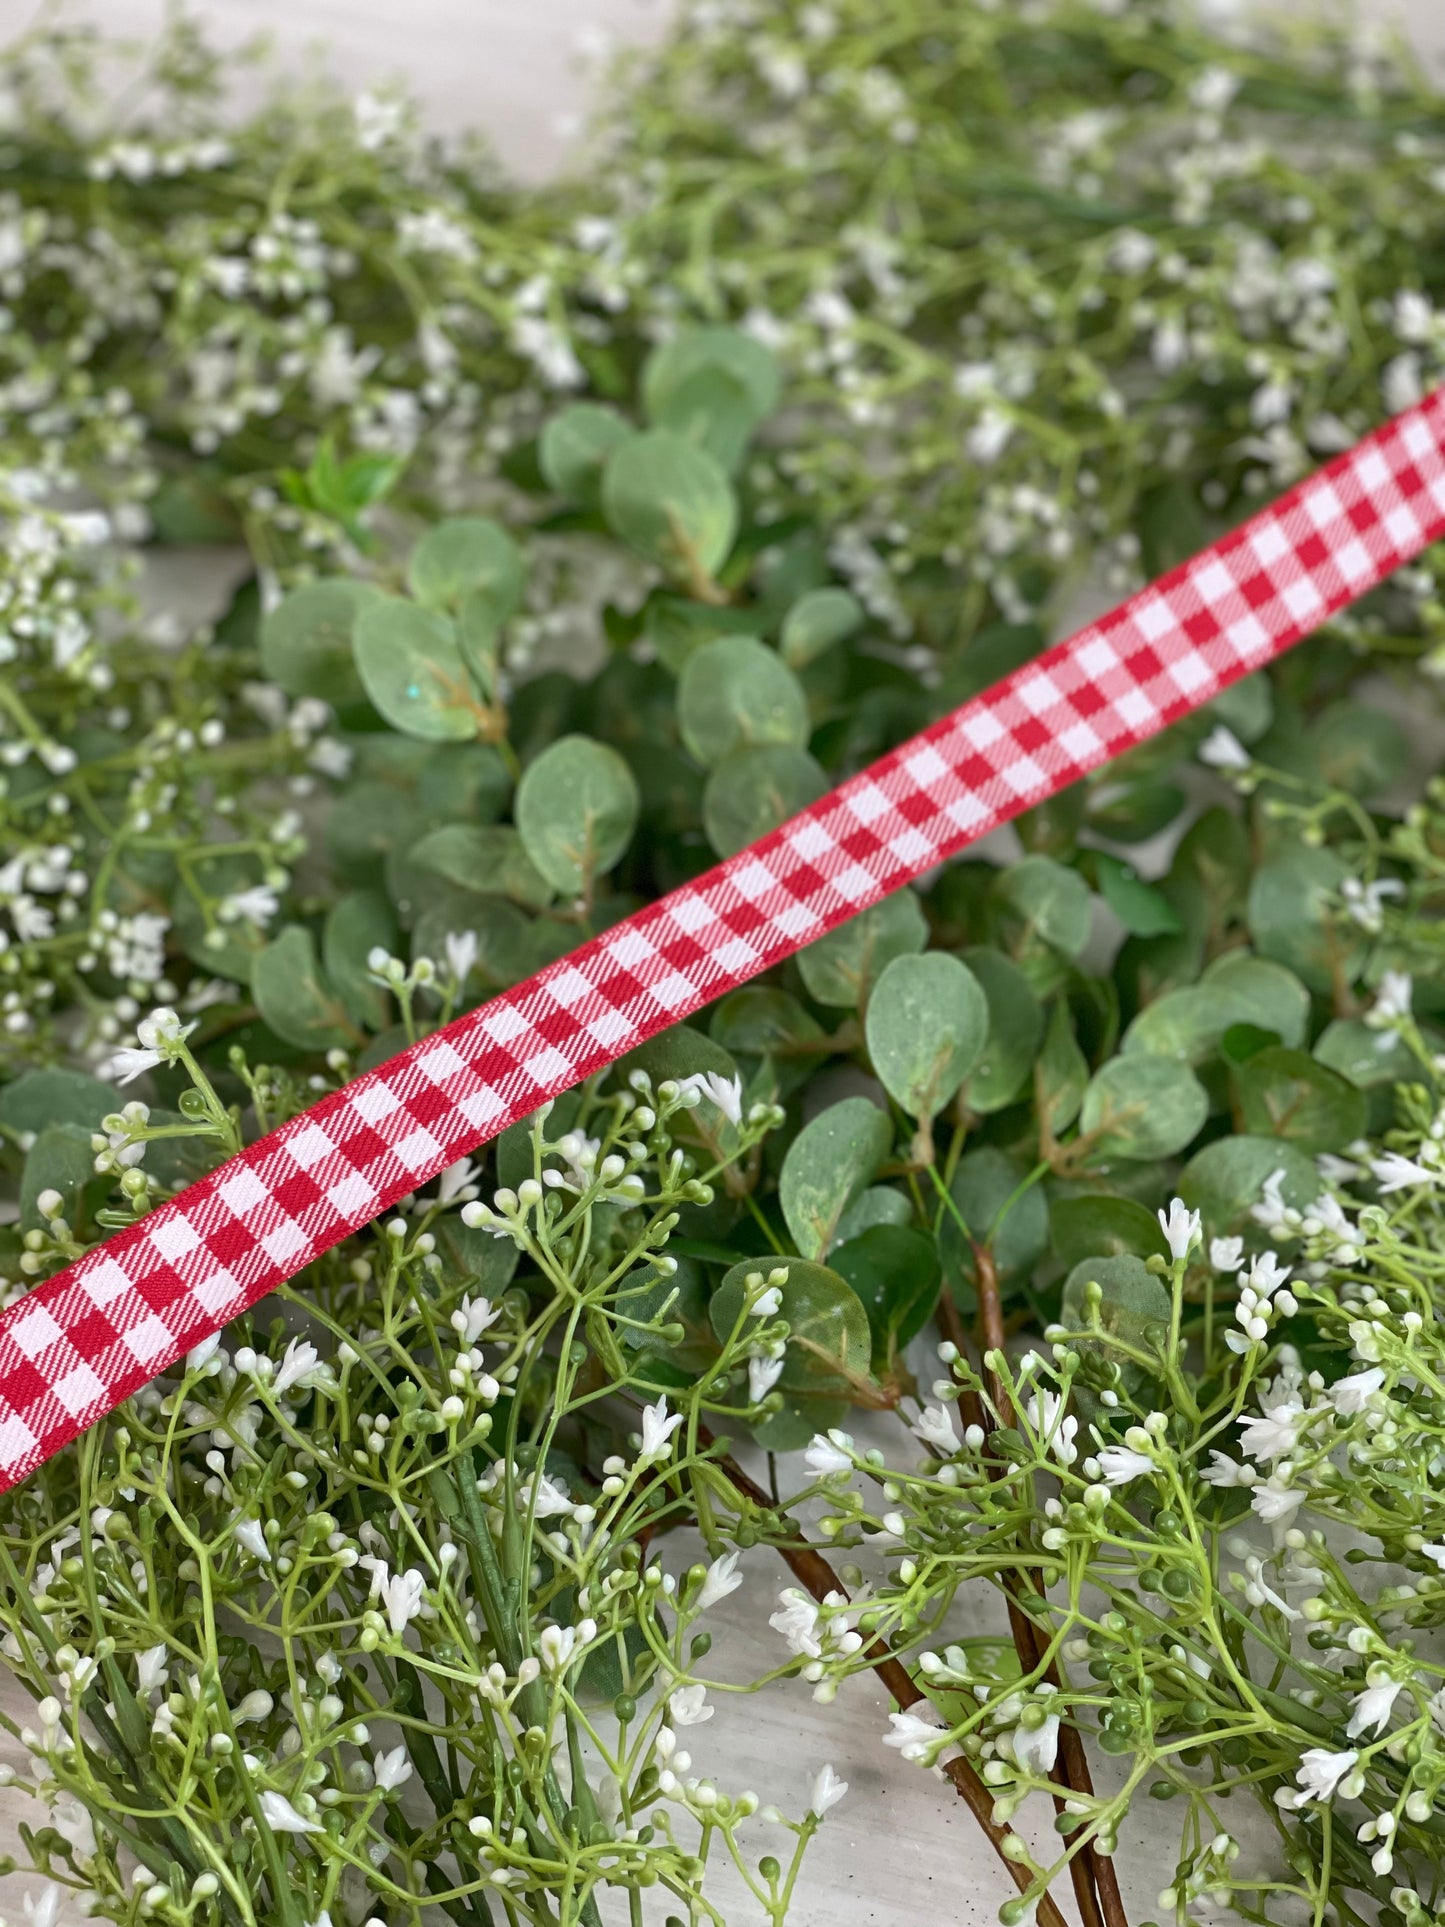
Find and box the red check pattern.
[4,388,1445,1493]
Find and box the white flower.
[1237,1399,1305,1464]
[1278,1748,1357,1809]
[1026,1387,1078,1466]
[1158,1198,1201,1262]
[1209,1236,1245,1274]
[1199,1451,1251,1487]
[1421,1543,1445,1570]
[539,1624,580,1673]
[882,1707,948,1763]
[455,1295,501,1344]
[186,1334,222,1372]
[135,1643,168,1693]
[218,884,280,929]
[1340,875,1403,933]
[1328,1368,1386,1416]
[1251,1480,1306,1527]
[105,1043,165,1086]
[804,1433,853,1478]
[1198,725,1251,771]
[259,1788,321,1833]
[810,1762,848,1817]
[696,1551,743,1612]
[748,1353,784,1403]
[1368,970,1413,1027]
[1011,1710,1060,1777]
[751,1286,783,1317]
[271,1338,322,1398]
[444,930,478,984]
[381,1568,426,1633]
[1371,1152,1439,1194]
[638,1396,684,1463]
[437,1159,480,1205]
[372,1744,413,1792]
[234,1519,271,1563]
[1096,1446,1153,1488]
[769,1589,822,1659]
[676,1070,744,1127]
[670,1684,712,1726]
[909,1404,958,1456]
[1347,1677,1401,1738]
[21,1886,64,1927]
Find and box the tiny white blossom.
[259,1789,321,1834]
[1198,725,1251,771]
[909,1404,958,1456]
[444,930,479,984]
[1278,1748,1357,1809]
[670,1684,712,1726]
[748,1353,784,1403]
[1237,1399,1305,1463]
[1368,970,1413,1028]
[638,1396,684,1463]
[271,1338,321,1398]
[234,1519,271,1563]
[1011,1710,1060,1777]
[1347,1676,1402,1738]
[882,1707,948,1763]
[1329,1367,1386,1416]
[804,1433,854,1478]
[1096,1445,1153,1488]
[372,1745,413,1792]
[134,1644,168,1693]
[1158,1198,1202,1263]
[810,1762,848,1817]
[1210,1236,1245,1274]
[1371,1152,1439,1195]
[675,1070,744,1127]
[696,1551,743,1612]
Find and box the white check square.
[284,1121,335,1171]
[546,966,595,1008]
[393,1127,442,1172]
[50,1362,106,1417]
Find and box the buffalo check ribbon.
[4,388,1445,1493]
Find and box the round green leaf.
[1178,1135,1321,1234]
[709,987,826,1061]
[710,1254,871,1396]
[515,734,640,898]
[1079,1055,1208,1161]
[252,925,357,1052]
[1233,1046,1368,1154]
[1247,847,1363,994]
[1121,985,1245,1065]
[780,1096,892,1261]
[260,579,375,704]
[865,952,988,1121]
[834,1184,912,1245]
[830,1226,941,1369]
[601,430,738,583]
[678,635,809,766]
[780,587,864,669]
[1307,702,1408,799]
[539,403,636,506]
[353,597,480,742]
[407,516,525,624]
[650,363,758,474]
[1060,1254,1170,1359]
[960,946,1045,1113]
[702,744,828,858]
[1094,852,1181,938]
[796,888,928,1010]
[1201,953,1310,1049]
[1038,998,1088,1136]
[994,855,1093,957]
[643,326,782,425]
[0,1068,120,1138]
[21,1125,102,1234]
[410,893,534,992]
[941,1147,1050,1299]
[323,891,398,1031]
[1314,1017,1418,1089]
[408,825,554,910]
[1049,1194,1168,1270]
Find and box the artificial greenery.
[8,4,1445,1927]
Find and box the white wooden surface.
[0,0,1440,1920]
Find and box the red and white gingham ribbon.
[4,389,1445,1493]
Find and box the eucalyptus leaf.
[994,855,1092,957]
[1178,1135,1322,1233]
[252,925,358,1052]
[353,597,481,742]
[1201,953,1310,1049]
[1050,1194,1168,1269]
[940,1147,1050,1300]
[323,891,398,1031]
[830,1226,941,1369]
[0,1068,120,1139]
[796,888,928,1010]
[515,735,640,897]
[1095,853,1181,937]
[780,1096,892,1260]
[961,946,1045,1113]
[260,579,374,704]
[865,951,988,1121]
[601,430,738,585]
[408,825,555,910]
[1233,1046,1368,1154]
[407,517,525,624]
[1247,847,1362,995]
[643,326,781,425]
[1038,998,1088,1137]
[1059,1254,1171,1362]
[677,635,810,766]
[834,1185,912,1244]
[702,744,828,858]
[710,1254,871,1397]
[780,587,864,669]
[539,403,636,506]
[1079,1055,1208,1161]
[20,1123,102,1234]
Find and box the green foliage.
[515,735,640,898]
